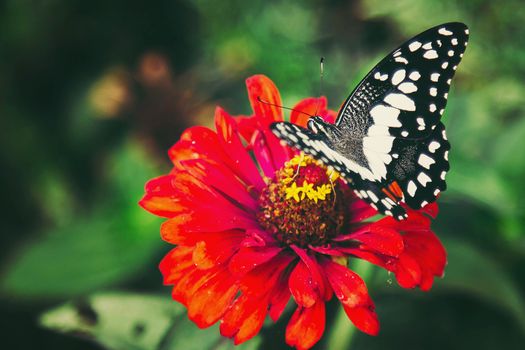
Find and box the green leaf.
[492,116,525,178]
[40,292,261,350]
[446,159,518,217]
[373,239,525,331]
[436,238,525,330]
[0,140,163,298]
[0,217,160,297]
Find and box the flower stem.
[326,258,375,350]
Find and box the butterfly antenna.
[257,96,314,118]
[313,57,325,117]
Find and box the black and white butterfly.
[271,22,469,220]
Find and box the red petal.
[309,245,347,257]
[401,230,446,291]
[171,266,218,306]
[285,302,326,350]
[159,247,194,285]
[233,114,258,143]
[342,304,380,336]
[339,225,405,257]
[168,126,225,168]
[191,231,245,269]
[187,270,239,328]
[160,208,256,245]
[337,248,389,269]
[421,201,439,218]
[404,231,446,276]
[246,75,283,126]
[165,171,256,221]
[240,253,295,297]
[215,107,265,190]
[240,228,278,247]
[348,197,378,223]
[220,294,268,345]
[139,175,183,218]
[289,261,319,308]
[322,259,379,335]
[291,246,332,301]
[229,246,283,275]
[251,127,294,177]
[268,273,291,321]
[182,159,258,212]
[394,254,422,289]
[252,130,277,177]
[290,97,328,127]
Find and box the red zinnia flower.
[139,75,446,349]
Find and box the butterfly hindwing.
[387,122,450,209]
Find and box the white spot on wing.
[374,72,388,81]
[431,73,440,82]
[395,57,409,64]
[407,181,417,197]
[367,124,389,136]
[439,27,453,36]
[430,87,437,96]
[367,191,379,202]
[408,41,422,51]
[417,172,432,187]
[391,69,406,85]
[423,50,438,59]
[398,82,417,93]
[384,93,416,111]
[418,154,436,169]
[451,38,458,45]
[429,104,437,112]
[442,62,449,69]
[422,42,432,50]
[409,71,421,81]
[369,105,401,127]
[363,135,394,153]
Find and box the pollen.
[257,154,347,247]
[281,155,340,204]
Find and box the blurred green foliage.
[1,0,524,349]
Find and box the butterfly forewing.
[336,22,468,138]
[270,23,468,219]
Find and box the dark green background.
[1,0,524,349]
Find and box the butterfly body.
[271,23,468,220]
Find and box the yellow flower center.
[257,154,347,247]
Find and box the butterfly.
[271,22,469,220]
